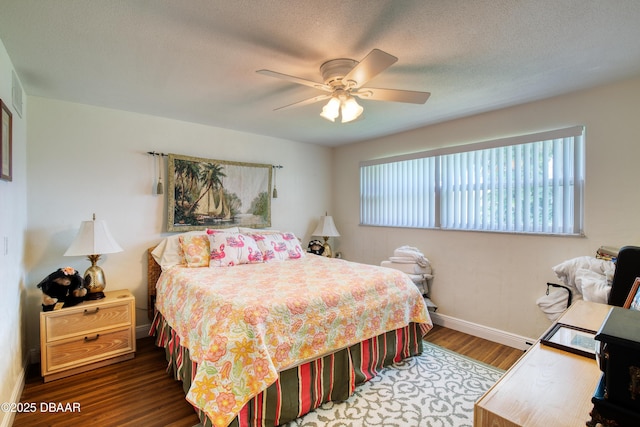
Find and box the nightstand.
[40,289,136,382]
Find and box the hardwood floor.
[423,324,525,370]
[14,337,201,427]
[13,326,524,427]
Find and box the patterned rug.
[192,342,503,427]
[283,341,504,427]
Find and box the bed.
[147,228,432,427]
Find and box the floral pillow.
[178,235,210,268]
[249,232,305,262]
[208,232,264,267]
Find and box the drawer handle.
[84,334,100,342]
[83,307,100,315]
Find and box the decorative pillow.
[179,235,210,267]
[208,232,263,267]
[249,232,305,262]
[150,227,240,269]
[151,230,205,269]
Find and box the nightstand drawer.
[45,326,134,373]
[44,301,131,341]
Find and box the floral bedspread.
[155,255,432,427]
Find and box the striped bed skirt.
[151,312,426,427]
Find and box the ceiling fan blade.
[273,94,333,111]
[256,69,331,92]
[343,49,398,88]
[353,87,431,104]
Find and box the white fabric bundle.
[551,256,615,302]
[537,255,615,320]
[381,246,432,296]
[576,269,613,303]
[380,260,431,275]
[393,246,430,268]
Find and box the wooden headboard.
[147,246,161,321]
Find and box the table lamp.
[312,214,340,258]
[64,214,123,299]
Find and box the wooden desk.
[474,300,612,427]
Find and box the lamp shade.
[64,217,123,256]
[312,215,340,237]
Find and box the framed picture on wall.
[623,278,640,310]
[0,99,12,182]
[167,153,272,232]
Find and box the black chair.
[607,246,640,307]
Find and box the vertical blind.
[360,126,584,235]
[360,156,437,228]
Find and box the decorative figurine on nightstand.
[307,239,325,256]
[36,267,87,311]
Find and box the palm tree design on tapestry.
[190,163,229,219]
[174,160,230,225]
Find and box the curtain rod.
[147,153,282,167]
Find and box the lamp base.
[84,255,107,300]
[86,291,105,300]
[322,237,333,258]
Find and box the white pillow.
[151,227,239,269]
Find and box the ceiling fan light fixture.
[258,49,430,122]
[340,96,363,123]
[320,97,341,122]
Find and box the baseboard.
[1,355,28,427]
[430,312,535,351]
[136,323,151,340]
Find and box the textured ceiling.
[2,0,640,146]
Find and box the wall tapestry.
[167,153,272,232]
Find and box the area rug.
[192,342,503,427]
[283,341,504,427]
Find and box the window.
[360,126,584,235]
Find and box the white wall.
[24,97,332,351]
[0,39,27,427]
[333,75,640,339]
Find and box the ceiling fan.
[257,49,430,123]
